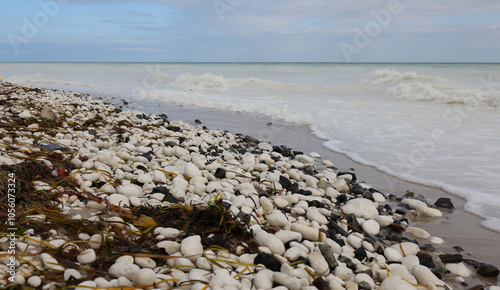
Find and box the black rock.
[463,259,482,269]
[236,211,251,222]
[91,181,106,188]
[417,251,435,268]
[279,175,292,190]
[352,184,365,195]
[167,126,181,132]
[431,267,449,279]
[327,220,349,237]
[336,194,348,204]
[313,277,329,290]
[254,253,281,272]
[214,167,227,179]
[194,119,202,124]
[346,214,362,233]
[358,281,372,290]
[338,256,356,271]
[434,197,455,209]
[420,244,438,252]
[354,247,367,262]
[477,264,499,277]
[453,245,465,252]
[439,254,463,264]
[288,183,300,194]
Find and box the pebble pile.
[0,81,499,289]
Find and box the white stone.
[384,247,404,262]
[296,154,315,165]
[27,276,42,287]
[412,265,446,288]
[109,262,140,280]
[108,194,130,207]
[94,277,112,288]
[274,197,289,209]
[133,268,157,287]
[306,208,328,224]
[209,269,240,288]
[89,234,102,249]
[361,219,380,236]
[402,255,420,271]
[155,227,181,238]
[308,252,330,276]
[117,276,133,287]
[157,241,181,255]
[372,192,386,203]
[374,215,394,227]
[267,211,290,228]
[417,206,443,217]
[275,230,302,244]
[389,264,418,284]
[379,275,418,290]
[258,142,273,152]
[77,249,96,264]
[406,226,430,239]
[273,272,302,290]
[254,270,273,289]
[291,223,319,241]
[116,255,134,264]
[334,265,353,281]
[401,198,427,209]
[332,178,349,192]
[347,234,363,249]
[19,110,32,118]
[254,230,285,255]
[137,173,153,184]
[342,198,378,219]
[181,235,204,262]
[445,262,472,277]
[430,236,444,244]
[76,281,97,289]
[135,257,156,268]
[65,268,83,280]
[40,253,65,271]
[117,184,143,197]
[184,162,202,178]
[174,257,195,272]
[353,273,375,289]
[390,242,420,256]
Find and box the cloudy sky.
[1,0,500,62]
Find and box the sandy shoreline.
[127,97,500,272]
[1,81,499,288]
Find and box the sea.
[1,62,499,232]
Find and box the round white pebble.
[77,249,96,264]
[133,268,157,287]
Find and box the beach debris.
[0,81,497,289]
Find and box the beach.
[0,80,499,289]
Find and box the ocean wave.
[369,69,419,85]
[388,82,500,108]
[6,73,95,88]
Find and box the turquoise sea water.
[1,62,500,231]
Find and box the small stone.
[334,265,353,281]
[40,253,65,271]
[258,142,273,152]
[181,235,204,262]
[254,252,281,272]
[417,206,443,217]
[384,247,404,262]
[477,264,499,277]
[416,251,435,268]
[439,253,463,264]
[19,110,32,118]
[135,257,156,268]
[445,262,472,277]
[157,241,181,255]
[273,272,301,290]
[361,219,380,235]
[27,276,42,287]
[308,251,330,276]
[117,184,143,197]
[291,223,320,241]
[254,270,273,289]
[412,265,446,288]
[64,268,82,280]
[77,249,96,264]
[319,243,338,268]
[406,227,430,239]
[307,208,328,224]
[434,197,454,209]
[133,268,157,287]
[108,193,130,207]
[40,106,59,120]
[342,198,378,219]
[254,230,285,255]
[109,262,140,280]
[379,275,417,290]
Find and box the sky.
[1,0,500,62]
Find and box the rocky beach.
[0,80,499,289]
